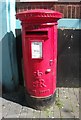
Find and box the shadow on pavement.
[2,85,30,107]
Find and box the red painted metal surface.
[16,9,62,23]
[16,9,62,98]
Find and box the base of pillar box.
[25,90,56,110]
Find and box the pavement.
[1,86,80,119]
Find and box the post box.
[16,9,62,110]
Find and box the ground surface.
[1,87,80,119]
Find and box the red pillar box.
[16,9,62,110]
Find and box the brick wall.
[16,2,81,18]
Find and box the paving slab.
[53,88,61,118]
[73,88,79,103]
[18,106,27,118]
[40,110,49,118]
[53,105,61,118]
[57,88,77,118]
[68,88,79,118]
[26,107,34,118]
[2,99,11,118]
[0,97,2,119]
[6,102,22,118]
[58,87,79,118]
[33,109,41,118]
[40,108,53,118]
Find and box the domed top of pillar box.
[16,9,63,24]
